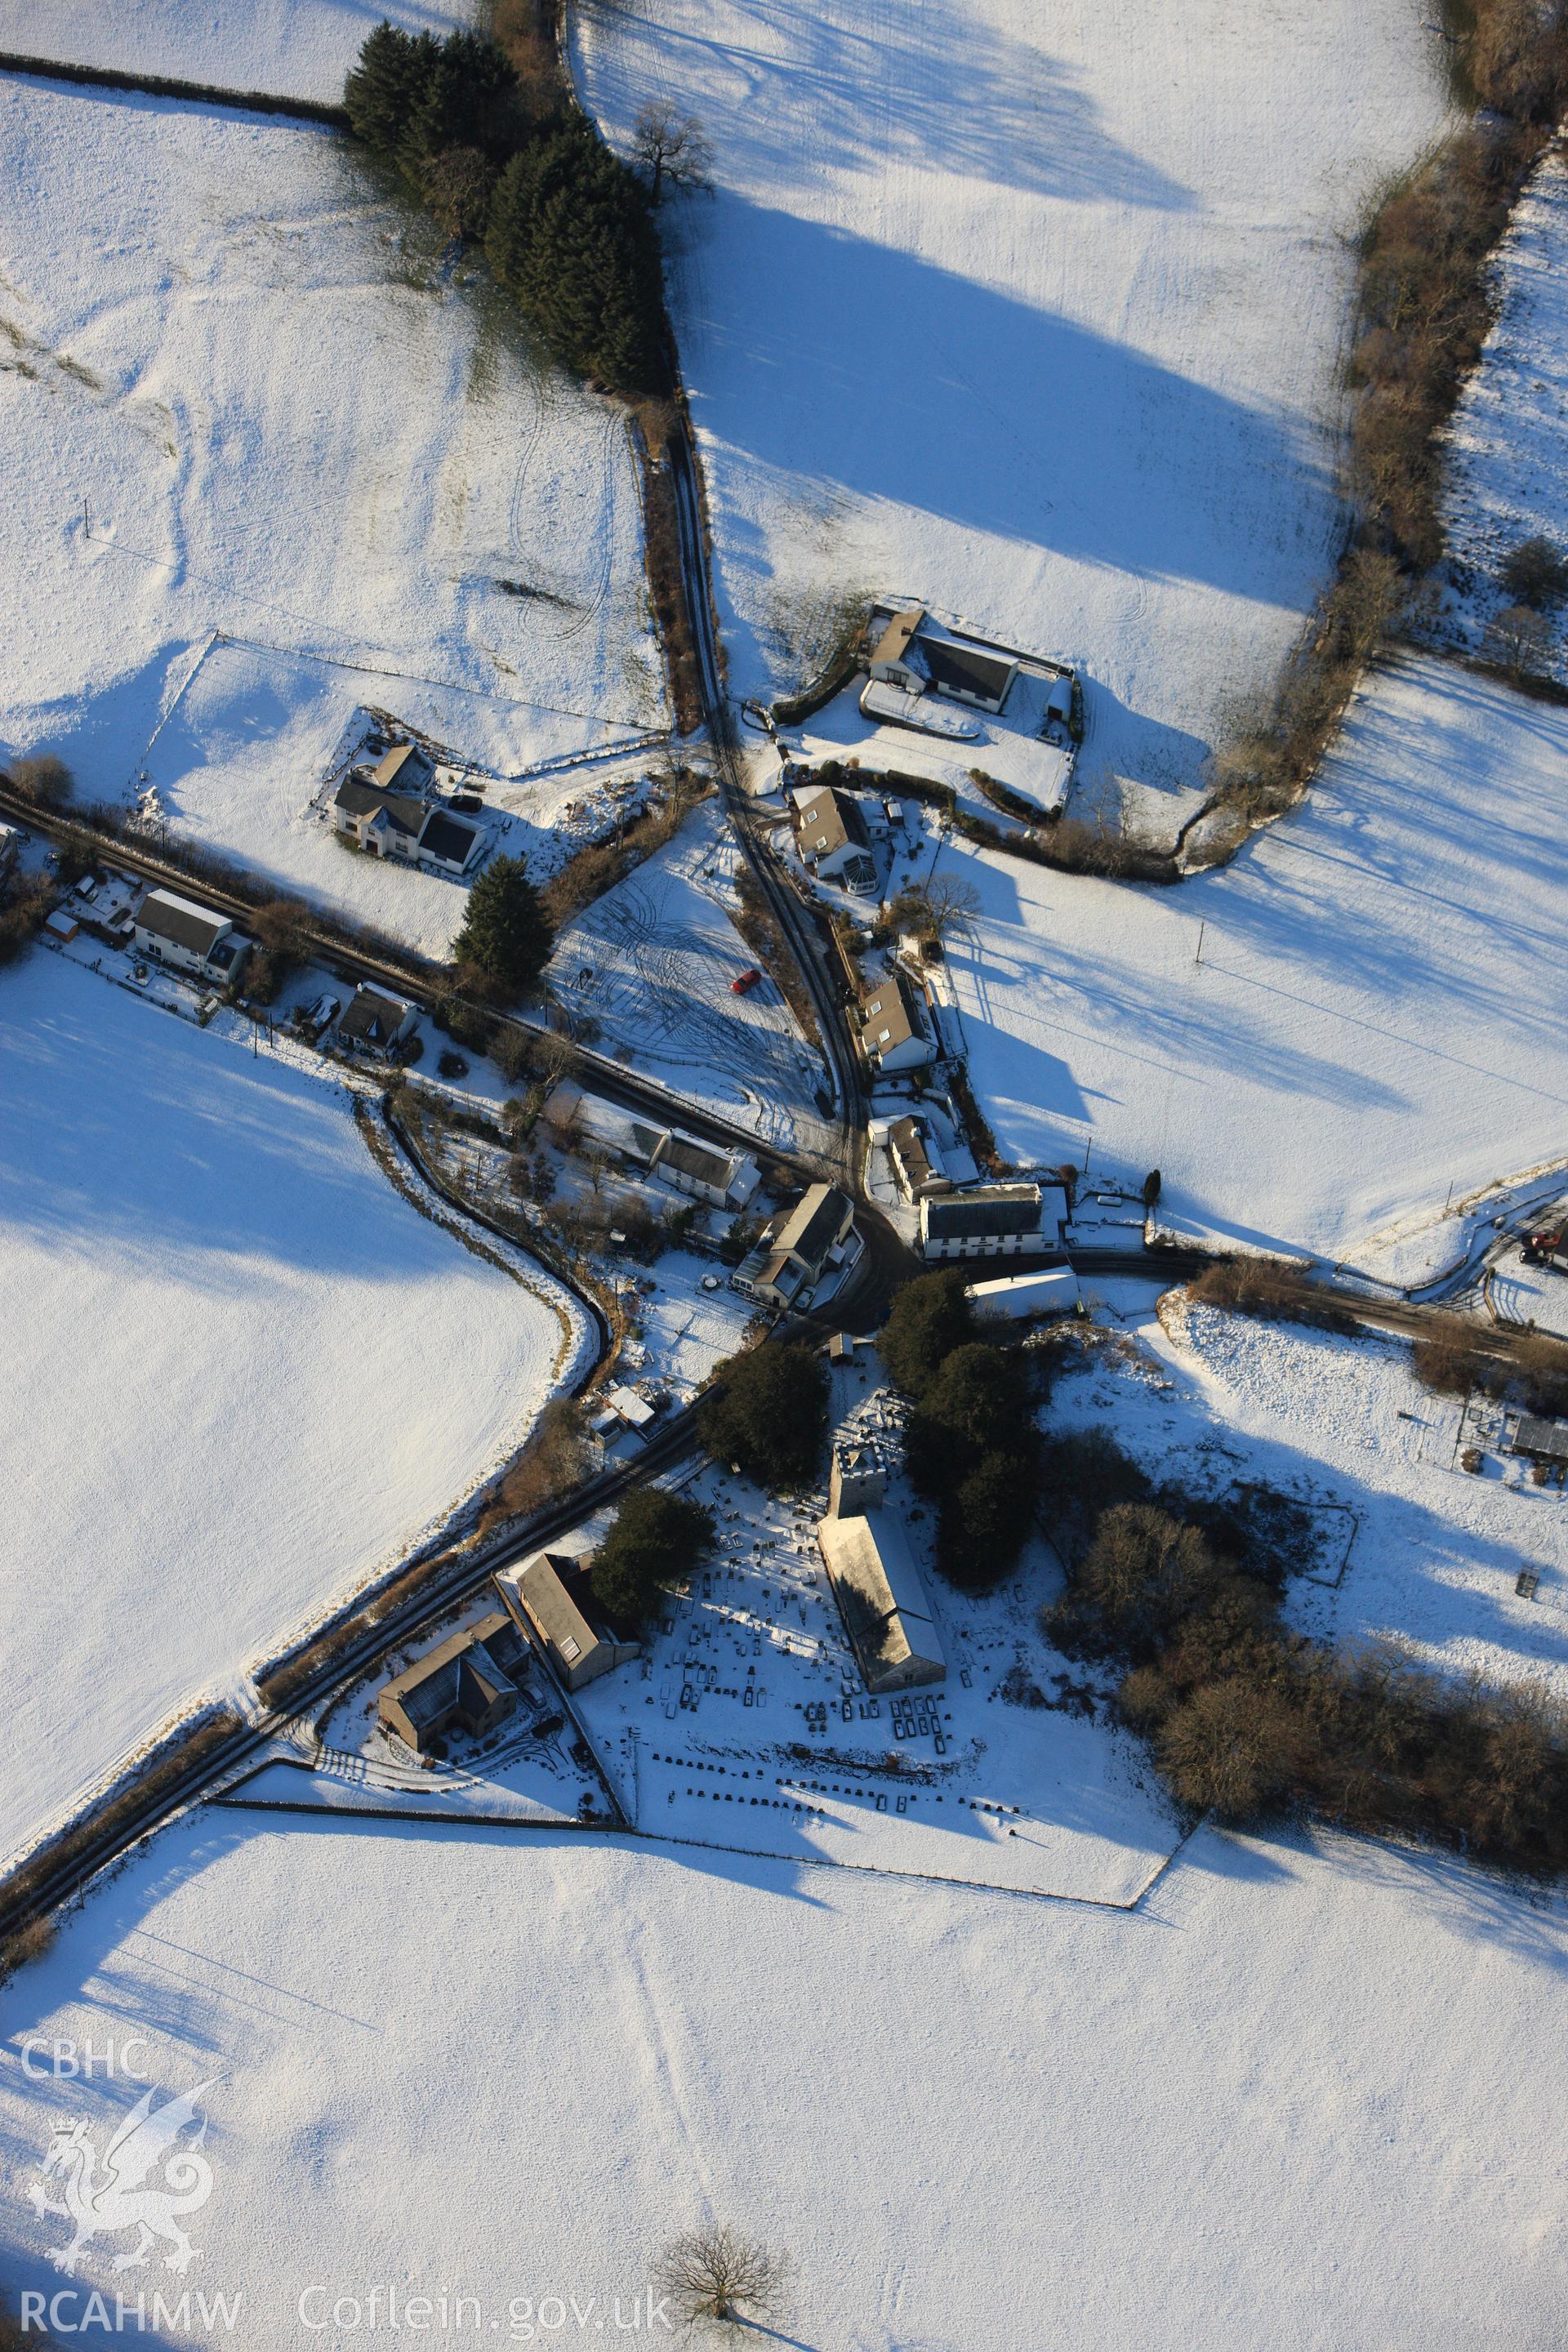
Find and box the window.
[559,1635,581,1663]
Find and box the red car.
[731,967,762,996]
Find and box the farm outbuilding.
[1513,1415,1568,1465]
[967,1267,1081,1321]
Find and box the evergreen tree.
[938,1450,1038,1589]
[451,856,553,995]
[878,1269,975,1398]
[906,1344,1031,1495]
[591,1490,714,1627]
[403,32,519,176]
[344,22,440,162]
[487,122,663,390]
[697,1343,829,1493]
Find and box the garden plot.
[0,76,662,838]
[1047,1299,1568,1699]
[940,655,1568,1281]
[0,2,474,104]
[425,1123,755,1404]
[224,1592,621,1829]
[577,0,1450,830]
[790,664,1076,815]
[0,951,570,1866]
[1439,149,1568,676]
[5,1810,1567,2350]
[547,804,832,1152]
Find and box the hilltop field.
[930,655,1568,1279]
[3,1809,1564,2350]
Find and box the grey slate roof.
[420,811,479,865]
[776,1182,851,1271]
[660,1134,735,1190]
[339,985,412,1045]
[920,638,1015,703]
[1515,1415,1568,1463]
[922,1183,1040,1241]
[333,774,426,838]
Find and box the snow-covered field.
[939,655,1568,1279]
[4,1806,1566,2349]
[0,0,474,105]
[0,951,569,1865]
[1441,145,1568,675]
[577,0,1450,829]
[547,804,831,1151]
[0,75,663,861]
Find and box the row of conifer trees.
[345,22,664,394]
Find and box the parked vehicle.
[1523,1226,1568,1272]
[731,967,762,995]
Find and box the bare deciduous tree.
[1500,533,1568,608]
[654,2225,789,2329]
[891,873,982,951]
[1484,600,1553,679]
[1156,1678,1297,1819]
[10,752,73,807]
[922,871,982,938]
[633,102,713,204]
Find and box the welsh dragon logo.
[28,2078,219,2276]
